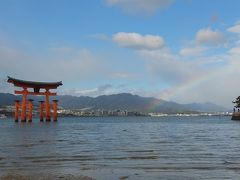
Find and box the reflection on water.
[1,116,240,179]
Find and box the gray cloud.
[60,84,124,97]
[180,46,205,56]
[0,78,14,93]
[0,45,109,83]
[196,27,226,46]
[0,42,139,97]
[139,48,204,85]
[98,84,113,92]
[137,45,240,108]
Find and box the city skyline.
[0,0,240,108]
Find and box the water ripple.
[1,116,240,179]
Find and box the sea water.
[0,116,240,179]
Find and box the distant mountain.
[0,93,21,106]
[183,102,229,112]
[0,93,229,113]
[57,93,191,113]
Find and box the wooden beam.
[15,90,56,96]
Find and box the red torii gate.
[7,76,63,122]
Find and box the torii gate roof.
[7,76,63,89]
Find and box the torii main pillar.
[7,76,63,122]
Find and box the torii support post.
[15,100,20,122]
[28,99,34,122]
[39,101,45,122]
[21,88,27,122]
[52,100,58,121]
[45,89,51,121]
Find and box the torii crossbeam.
[7,76,63,122]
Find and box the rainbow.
[147,70,218,112]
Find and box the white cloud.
[0,42,141,98]
[139,48,203,84]
[105,0,173,15]
[227,21,240,34]
[196,27,226,46]
[113,32,165,50]
[180,46,205,56]
[1,30,239,108]
[0,44,110,84]
[137,45,240,108]
[170,54,240,108]
[228,46,240,55]
[60,84,124,97]
[110,27,239,108]
[179,27,228,57]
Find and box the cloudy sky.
[0,0,240,108]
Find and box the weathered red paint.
[28,99,34,122]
